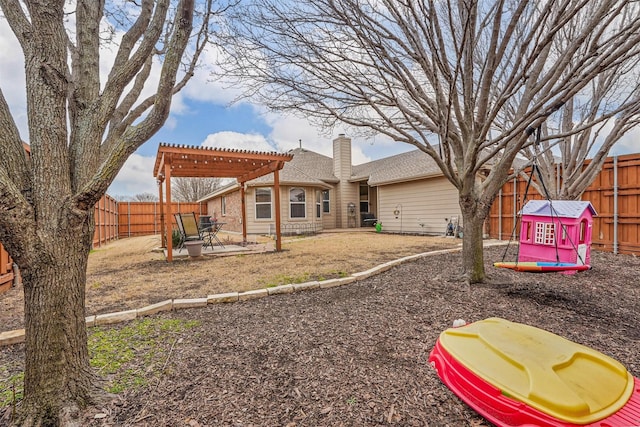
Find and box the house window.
[255,187,272,219]
[359,183,369,213]
[535,222,555,245]
[322,190,330,213]
[290,188,306,218]
[221,196,227,216]
[316,191,321,219]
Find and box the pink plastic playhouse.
[518,200,597,267]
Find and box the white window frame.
[322,190,330,213]
[221,196,227,216]
[535,222,555,245]
[289,187,306,219]
[255,187,272,220]
[316,190,321,219]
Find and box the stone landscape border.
[0,242,506,347]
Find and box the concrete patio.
[164,241,276,259]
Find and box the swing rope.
[500,125,586,267]
[501,126,548,263]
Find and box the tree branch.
[77,0,196,208]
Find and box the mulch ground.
[2,246,639,426]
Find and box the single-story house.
[199,134,463,236]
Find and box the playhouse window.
[579,219,587,244]
[535,222,555,245]
[522,221,532,242]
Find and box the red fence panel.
[93,194,119,248]
[117,201,207,238]
[0,243,13,293]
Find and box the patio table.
[200,221,225,249]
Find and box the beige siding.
[245,185,328,235]
[335,181,359,228]
[321,188,337,229]
[245,186,273,235]
[332,136,359,228]
[377,177,461,234]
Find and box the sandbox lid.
[438,317,634,424]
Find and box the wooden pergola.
[153,143,293,261]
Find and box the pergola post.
[158,176,165,247]
[274,169,282,251]
[164,159,173,262]
[241,183,247,243]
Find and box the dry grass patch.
[0,231,460,330]
[86,231,459,314]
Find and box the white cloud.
[612,127,640,155]
[107,153,158,197]
[182,44,245,106]
[263,112,375,163]
[0,19,28,138]
[202,131,277,152]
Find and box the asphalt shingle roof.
[249,147,446,187]
[247,148,337,187]
[354,150,443,185]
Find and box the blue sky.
[2,13,639,199]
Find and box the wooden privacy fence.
[1,199,207,292]
[0,244,14,293]
[117,201,207,238]
[487,153,640,255]
[93,194,119,247]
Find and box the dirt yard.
[1,234,639,426]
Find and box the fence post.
[498,189,502,240]
[115,199,119,240]
[512,177,517,234]
[128,201,131,238]
[613,155,618,255]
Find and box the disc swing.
[493,127,597,273]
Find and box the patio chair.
[174,213,203,252]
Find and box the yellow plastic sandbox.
[439,317,634,424]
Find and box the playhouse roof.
[520,200,598,218]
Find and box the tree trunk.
[459,191,491,284]
[17,216,103,425]
[460,210,486,284]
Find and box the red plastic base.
[429,338,640,426]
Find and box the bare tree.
[134,192,160,202]
[0,0,231,423]
[519,58,640,199]
[219,0,640,282]
[172,177,222,201]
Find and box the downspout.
[613,155,618,254]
